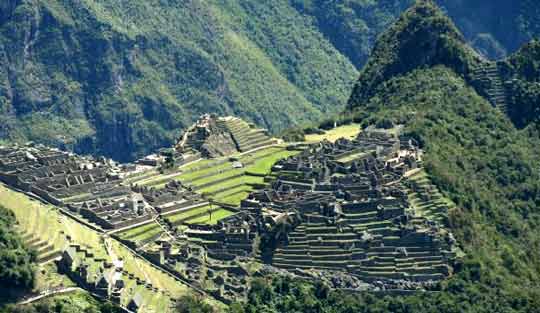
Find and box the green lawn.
[244,150,299,175]
[140,146,295,189]
[123,226,164,243]
[219,191,252,206]
[305,123,361,143]
[164,205,215,224]
[191,168,244,187]
[118,222,162,240]
[198,175,265,194]
[185,209,235,225]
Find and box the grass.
[185,209,235,225]
[119,222,165,243]
[143,147,296,209]
[220,191,252,206]
[0,185,107,259]
[34,263,77,291]
[244,150,299,175]
[141,146,292,189]
[191,168,244,187]
[164,205,215,224]
[119,222,160,238]
[305,123,361,143]
[198,175,265,194]
[406,170,456,222]
[212,185,254,205]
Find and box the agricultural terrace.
[0,184,191,312]
[405,170,457,224]
[134,146,300,207]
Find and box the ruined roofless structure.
[176,114,278,158]
[238,127,458,286]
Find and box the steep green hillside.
[342,1,540,311]
[438,0,540,59]
[0,0,358,161]
[295,0,540,65]
[0,205,35,302]
[501,40,540,127]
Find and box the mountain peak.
[347,0,480,109]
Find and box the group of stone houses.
[58,244,125,303]
[0,143,210,233]
[135,126,459,301]
[234,128,457,288]
[0,120,461,307]
[131,210,258,304]
[0,144,120,205]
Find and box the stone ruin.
[0,143,122,204]
[141,126,460,300]
[0,143,152,230]
[0,123,461,303]
[58,244,125,304]
[235,127,458,289]
[138,180,207,215]
[176,114,278,158]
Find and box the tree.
[175,295,215,313]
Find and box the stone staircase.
[471,62,509,113]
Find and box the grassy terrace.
[117,221,165,244]
[0,185,107,259]
[113,146,295,247]
[138,146,293,187]
[198,175,265,195]
[133,147,299,209]
[0,184,190,312]
[162,204,235,226]
[305,123,361,143]
[185,209,235,225]
[212,186,253,206]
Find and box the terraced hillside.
[133,146,299,204]
[470,61,510,113]
[405,170,456,224]
[245,127,461,287]
[215,117,279,153]
[0,184,191,312]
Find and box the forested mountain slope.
[0,0,359,161]
[342,1,540,311]
[1,0,539,162]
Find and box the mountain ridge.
[344,1,540,311]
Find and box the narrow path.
[18,287,82,305]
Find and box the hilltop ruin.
[0,117,460,309]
